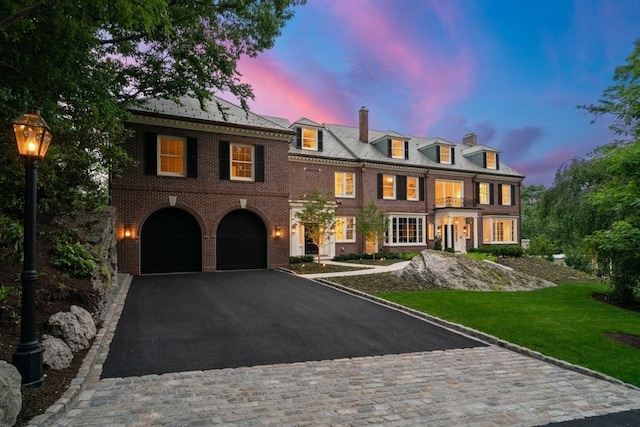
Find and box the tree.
[0,0,305,216]
[520,184,546,239]
[580,40,640,302]
[356,200,388,258]
[294,191,336,264]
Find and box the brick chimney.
[463,133,477,147]
[359,106,369,143]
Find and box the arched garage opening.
[217,209,267,270]
[140,208,202,274]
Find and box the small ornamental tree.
[356,200,388,259]
[294,191,336,264]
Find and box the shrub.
[526,235,556,260]
[564,248,594,275]
[51,228,97,277]
[469,245,524,258]
[289,255,315,264]
[0,214,23,265]
[434,237,442,251]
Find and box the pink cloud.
[327,0,475,135]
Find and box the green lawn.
[378,282,640,387]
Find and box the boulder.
[393,250,555,291]
[48,305,97,352]
[41,334,74,370]
[0,360,22,427]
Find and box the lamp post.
[11,107,52,387]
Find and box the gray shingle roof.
[129,96,293,133]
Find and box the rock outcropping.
[0,360,21,427]
[393,250,555,291]
[48,305,97,353]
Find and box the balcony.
[435,197,466,208]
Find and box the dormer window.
[437,145,455,164]
[486,151,497,169]
[295,127,324,152]
[391,139,404,159]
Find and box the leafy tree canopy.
[356,200,388,257]
[294,190,336,263]
[0,0,305,215]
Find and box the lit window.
[486,152,497,169]
[501,184,512,205]
[391,139,404,159]
[335,217,356,242]
[386,215,426,245]
[335,172,355,198]
[407,176,419,201]
[231,143,254,181]
[479,183,490,205]
[428,223,435,240]
[435,180,463,207]
[439,146,451,164]
[158,136,186,176]
[302,128,317,150]
[383,175,395,199]
[483,217,517,243]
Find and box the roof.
[129,96,293,134]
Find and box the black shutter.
[496,153,500,170]
[475,182,480,204]
[377,173,383,199]
[186,137,198,178]
[490,183,495,205]
[404,140,409,160]
[255,145,265,182]
[419,177,425,201]
[387,139,392,157]
[317,129,323,152]
[397,175,407,200]
[451,147,455,164]
[219,141,230,180]
[498,184,503,205]
[510,184,515,206]
[295,128,302,149]
[483,152,487,168]
[144,133,157,175]
[436,146,441,163]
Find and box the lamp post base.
[12,340,44,387]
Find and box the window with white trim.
[486,152,497,169]
[383,174,395,199]
[158,135,186,177]
[230,143,254,181]
[439,145,451,164]
[501,184,512,205]
[435,179,463,207]
[302,128,318,150]
[335,217,356,242]
[478,182,490,205]
[391,139,404,159]
[335,172,355,198]
[386,214,426,245]
[483,217,517,243]
[407,176,419,201]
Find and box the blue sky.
[222,0,640,186]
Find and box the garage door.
[141,208,202,274]
[217,210,267,270]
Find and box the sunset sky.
[221,0,639,186]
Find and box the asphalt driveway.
[101,270,485,378]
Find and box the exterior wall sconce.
[124,228,132,238]
[274,227,282,238]
[291,224,297,234]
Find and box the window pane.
[159,136,185,175]
[486,152,496,169]
[231,144,253,179]
[383,175,395,199]
[407,177,418,200]
[302,128,317,149]
[440,146,450,163]
[392,139,404,158]
[479,183,489,204]
[502,185,511,205]
[335,173,343,195]
[345,173,354,195]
